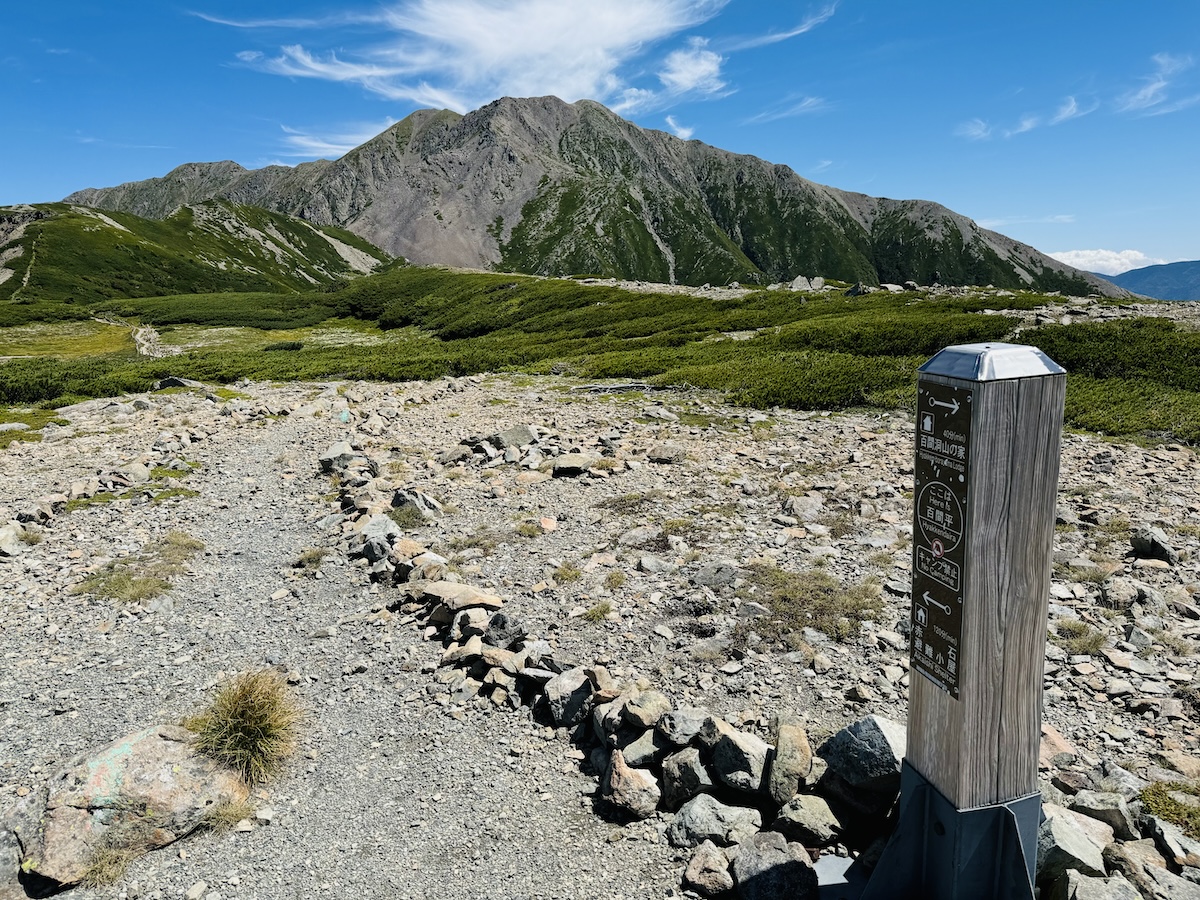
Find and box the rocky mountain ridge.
[66,96,1124,297]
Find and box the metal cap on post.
[860,342,1066,900]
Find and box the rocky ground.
[1,371,1199,899]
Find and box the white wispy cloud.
[812,159,833,173]
[955,118,992,141]
[219,0,730,114]
[1003,114,1040,137]
[664,115,694,139]
[1047,248,1168,276]
[279,120,399,157]
[726,3,838,50]
[1118,52,1194,113]
[744,95,829,124]
[74,133,172,150]
[1050,95,1098,124]
[193,11,386,29]
[977,214,1075,229]
[659,38,725,95]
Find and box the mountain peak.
[65,95,1124,296]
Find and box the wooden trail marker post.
[861,343,1066,899]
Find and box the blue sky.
[4,1,1198,274]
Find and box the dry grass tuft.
[583,601,612,623]
[199,797,256,833]
[185,669,302,785]
[75,530,204,603]
[1052,619,1106,656]
[739,563,882,645]
[80,803,159,887]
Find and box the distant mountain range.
[64,96,1123,297]
[1105,260,1200,301]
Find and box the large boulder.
[684,840,734,896]
[602,750,660,820]
[768,718,814,805]
[13,725,247,887]
[1037,809,1106,885]
[662,748,714,811]
[544,667,594,727]
[818,714,905,792]
[668,794,762,848]
[731,831,819,900]
[711,728,772,794]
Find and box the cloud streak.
[664,115,694,139]
[279,120,399,157]
[745,95,829,124]
[977,214,1075,228]
[726,3,838,50]
[1117,52,1194,113]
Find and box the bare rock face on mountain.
[66,96,1125,296]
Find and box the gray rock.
[1069,790,1139,841]
[552,453,595,477]
[731,831,818,900]
[646,442,687,464]
[774,794,842,845]
[483,611,526,650]
[692,561,741,589]
[1131,525,1179,565]
[789,275,812,291]
[712,728,772,794]
[622,689,672,729]
[658,706,709,746]
[768,721,813,805]
[543,667,593,727]
[1037,811,1106,885]
[318,441,356,473]
[618,728,671,768]
[784,494,824,522]
[668,794,762,848]
[1145,863,1200,900]
[684,840,734,896]
[1145,814,1200,868]
[602,750,660,820]
[662,747,713,810]
[1051,869,1141,900]
[817,714,905,792]
[492,424,537,449]
[391,488,443,519]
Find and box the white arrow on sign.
[922,591,952,616]
[928,396,960,414]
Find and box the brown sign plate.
[910,380,973,699]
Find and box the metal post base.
[859,762,1040,900]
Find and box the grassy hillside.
[0,202,389,308]
[1,266,1197,441]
